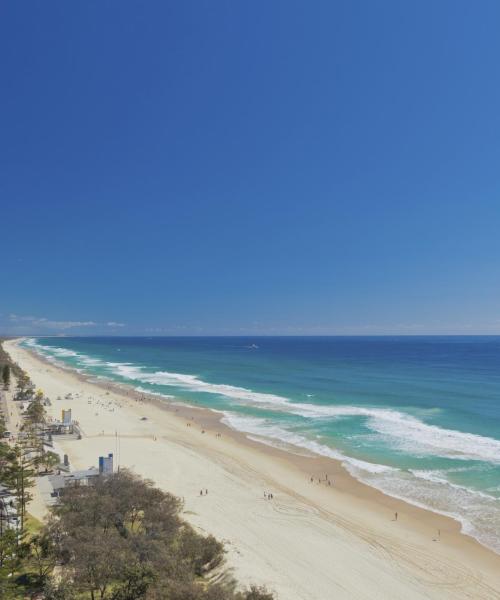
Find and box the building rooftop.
[48,467,100,492]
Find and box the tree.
[0,529,20,599]
[242,586,275,600]
[30,532,56,583]
[25,391,46,425]
[2,365,10,390]
[63,526,133,600]
[43,577,76,600]
[0,528,18,571]
[3,444,35,532]
[109,563,155,600]
[42,471,274,600]
[16,370,32,391]
[0,440,13,471]
[39,450,60,474]
[176,527,224,576]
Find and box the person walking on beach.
[394,512,398,521]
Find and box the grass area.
[4,514,46,598]
[24,513,43,537]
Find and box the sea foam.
[221,411,500,554]
[22,338,500,554]
[103,363,500,466]
[25,338,500,467]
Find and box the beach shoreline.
[5,338,500,599]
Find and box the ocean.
[23,336,500,554]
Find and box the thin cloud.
[9,314,125,330]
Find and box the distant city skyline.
[2,2,500,336]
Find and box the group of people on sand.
[310,474,333,486]
[264,492,274,500]
[185,420,223,439]
[200,489,208,496]
[87,394,122,416]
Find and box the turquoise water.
[24,336,500,553]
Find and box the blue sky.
[1,1,500,336]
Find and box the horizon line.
[4,333,500,339]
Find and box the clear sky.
[1,1,500,336]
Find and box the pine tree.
[1,365,9,391]
[0,529,20,598]
[4,444,35,533]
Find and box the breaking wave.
[221,412,500,554]
[23,339,500,466]
[22,337,500,554]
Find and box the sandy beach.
[5,339,500,600]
